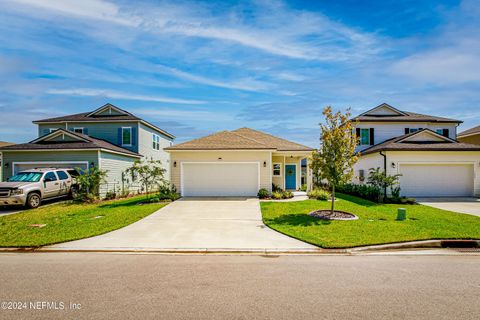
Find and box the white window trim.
[73,127,85,134]
[49,128,58,133]
[152,133,160,150]
[122,127,132,146]
[272,162,282,177]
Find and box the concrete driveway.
[47,197,316,251]
[417,197,480,217]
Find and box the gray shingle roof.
[0,129,141,157]
[360,129,480,155]
[352,111,462,123]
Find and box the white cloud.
[46,88,206,104]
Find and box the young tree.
[367,167,402,202]
[74,166,108,202]
[310,106,358,215]
[125,159,166,197]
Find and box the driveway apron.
[47,197,316,251]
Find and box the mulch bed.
[309,210,358,221]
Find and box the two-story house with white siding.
[351,103,480,197]
[0,103,175,194]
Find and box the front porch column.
[306,157,313,192]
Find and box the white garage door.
[399,164,474,197]
[13,162,89,175]
[182,162,259,197]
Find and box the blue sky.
[0,0,479,147]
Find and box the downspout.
[379,151,387,198]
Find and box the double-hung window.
[152,134,160,150]
[122,127,132,146]
[273,163,282,176]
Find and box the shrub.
[282,191,294,199]
[307,188,331,200]
[104,190,117,200]
[157,183,180,201]
[300,184,307,192]
[272,184,282,192]
[336,183,380,202]
[75,167,108,202]
[271,191,284,199]
[257,188,270,199]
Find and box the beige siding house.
[165,128,313,197]
[458,125,480,145]
[352,104,480,197]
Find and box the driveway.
[417,197,480,217]
[47,197,316,251]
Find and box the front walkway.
[417,197,480,217]
[46,197,316,251]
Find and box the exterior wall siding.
[169,151,273,194]
[99,152,137,195]
[138,123,173,181]
[1,151,99,181]
[38,122,140,154]
[272,155,303,190]
[354,122,458,152]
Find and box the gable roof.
[458,125,480,138]
[0,129,141,158]
[32,103,175,139]
[360,129,480,155]
[165,127,314,152]
[352,103,462,123]
[358,103,408,117]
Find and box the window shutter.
[355,128,360,145]
[443,129,449,138]
[132,127,137,146]
[117,128,122,145]
[369,128,375,145]
[404,128,410,134]
[83,128,89,135]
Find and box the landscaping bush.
[300,184,307,192]
[157,183,180,201]
[282,191,294,199]
[257,188,270,199]
[75,167,108,202]
[272,184,282,192]
[271,191,284,199]
[307,188,331,200]
[336,183,380,202]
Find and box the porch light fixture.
[263,161,266,167]
[90,162,95,168]
[173,161,177,167]
[4,162,8,169]
[391,162,396,168]
[218,157,222,160]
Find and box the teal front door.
[285,165,296,190]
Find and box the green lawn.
[0,195,169,247]
[261,193,480,248]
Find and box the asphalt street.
[0,253,479,320]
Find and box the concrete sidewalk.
[45,197,317,252]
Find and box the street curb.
[1,240,478,255]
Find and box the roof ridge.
[228,130,271,148]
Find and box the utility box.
[397,208,406,221]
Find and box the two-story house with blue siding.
[351,103,480,198]
[0,103,175,193]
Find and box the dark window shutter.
[443,129,449,138]
[405,128,410,134]
[117,128,122,145]
[369,128,375,145]
[132,127,137,146]
[356,128,360,145]
[83,128,89,135]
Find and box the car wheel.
[26,193,41,209]
[70,186,79,199]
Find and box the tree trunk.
[331,184,335,215]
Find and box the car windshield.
[8,172,43,182]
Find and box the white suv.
[0,168,79,209]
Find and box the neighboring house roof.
[360,129,480,155]
[165,127,314,152]
[0,141,14,148]
[352,103,462,123]
[0,129,141,158]
[32,103,175,139]
[458,125,480,138]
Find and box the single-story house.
[165,127,314,197]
